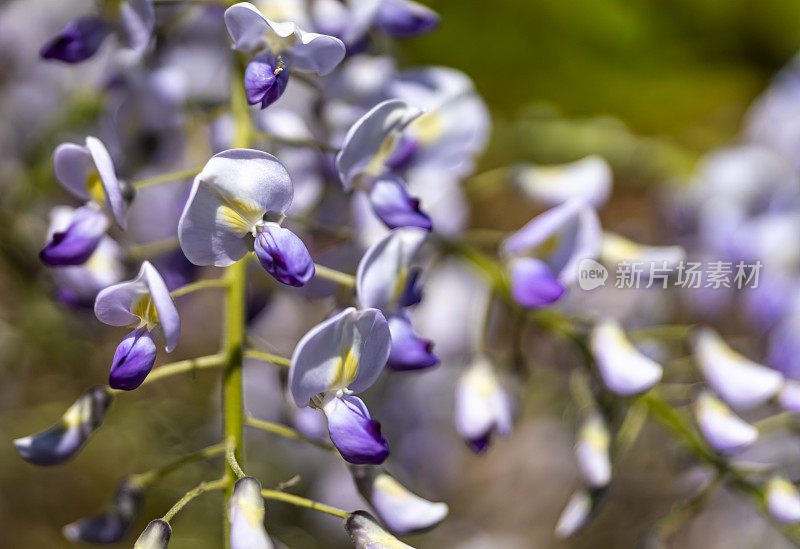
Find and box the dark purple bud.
[509,257,566,308]
[63,479,145,544]
[134,519,172,549]
[14,386,113,466]
[254,224,315,287]
[384,136,419,172]
[244,53,290,109]
[369,175,432,231]
[322,395,390,465]
[109,327,157,391]
[40,206,108,266]
[40,15,110,63]
[387,314,438,371]
[376,0,440,38]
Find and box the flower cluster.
[14,0,800,547]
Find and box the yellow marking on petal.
[328,346,359,393]
[364,135,398,177]
[465,361,499,398]
[132,295,159,329]
[215,196,266,236]
[389,266,409,308]
[409,112,444,145]
[601,233,642,263]
[265,32,297,54]
[62,396,91,428]
[238,498,265,527]
[531,233,561,258]
[374,474,411,499]
[579,417,610,452]
[768,477,798,497]
[86,171,106,205]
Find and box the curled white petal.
[590,319,662,396]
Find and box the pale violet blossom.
[590,319,663,396]
[514,155,612,208]
[694,391,758,454]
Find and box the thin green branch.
[171,278,229,298]
[245,416,335,451]
[260,489,349,519]
[127,236,180,259]
[314,264,356,287]
[132,166,202,191]
[162,478,227,523]
[129,442,227,488]
[243,349,291,367]
[226,437,246,479]
[109,353,227,393]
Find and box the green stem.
[225,437,246,479]
[171,278,229,298]
[108,353,227,393]
[260,489,350,519]
[243,349,291,367]
[132,166,202,191]
[313,264,356,287]
[129,442,227,488]
[245,416,335,451]
[127,236,180,259]
[222,258,247,534]
[162,478,227,523]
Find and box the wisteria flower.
[95,261,180,390]
[554,490,596,539]
[694,391,758,454]
[41,137,127,266]
[502,198,602,308]
[63,479,145,544]
[289,307,392,463]
[225,2,345,109]
[336,99,433,230]
[514,155,613,208]
[599,232,686,268]
[229,477,274,549]
[590,319,663,396]
[178,149,314,286]
[14,386,113,466]
[766,476,800,524]
[454,356,514,452]
[693,327,784,410]
[40,0,154,63]
[134,520,171,549]
[575,413,611,488]
[345,511,415,549]
[351,465,448,534]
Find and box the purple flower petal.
[254,224,315,287]
[244,53,289,109]
[368,174,432,230]
[323,395,389,465]
[508,257,566,308]
[109,327,157,391]
[63,480,144,544]
[14,386,113,466]
[386,314,438,371]
[40,206,109,266]
[40,15,109,63]
[376,0,440,38]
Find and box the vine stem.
[313,264,356,287]
[222,258,246,546]
[162,478,227,523]
[171,278,229,298]
[129,442,227,488]
[245,416,335,451]
[132,166,202,190]
[243,349,291,367]
[260,489,350,519]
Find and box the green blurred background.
[4,0,800,547]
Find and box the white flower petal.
[178,149,292,266]
[695,391,758,453]
[693,327,783,409]
[575,414,611,488]
[590,319,662,396]
[766,476,800,524]
[515,155,612,208]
